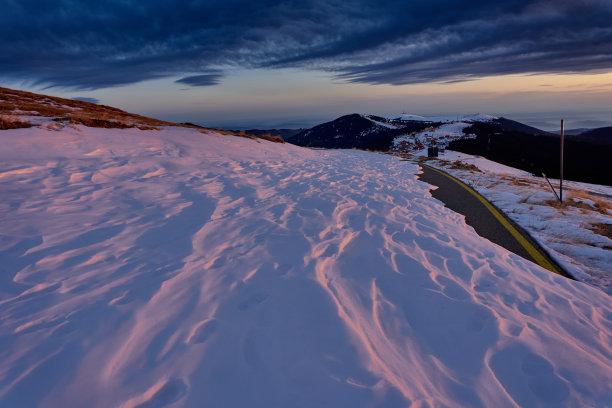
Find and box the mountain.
[488,117,550,135]
[572,126,612,146]
[287,113,552,151]
[286,110,610,185]
[552,128,593,136]
[287,113,438,150]
[551,127,612,144]
[235,128,304,140]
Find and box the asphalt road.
[417,163,572,279]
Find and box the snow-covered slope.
[1,124,611,407]
[360,114,400,129]
[386,113,498,123]
[388,114,499,153]
[393,122,474,151]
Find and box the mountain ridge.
[286,113,550,150]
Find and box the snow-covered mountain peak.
[384,112,498,123]
[460,113,498,122]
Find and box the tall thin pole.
[560,119,564,202]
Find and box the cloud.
[175,74,222,87]
[1,0,611,89]
[72,97,100,104]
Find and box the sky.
[2,0,612,130]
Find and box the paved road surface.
[417,163,572,279]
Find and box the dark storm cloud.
[175,74,222,87]
[1,0,611,89]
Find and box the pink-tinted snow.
[0,124,611,407]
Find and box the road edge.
[418,162,574,280]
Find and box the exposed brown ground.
[590,223,612,240]
[0,115,33,130]
[543,189,612,215]
[449,160,481,172]
[0,87,176,128]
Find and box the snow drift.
[0,124,611,407]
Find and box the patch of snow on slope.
[0,124,611,407]
[460,113,498,122]
[421,121,471,140]
[441,151,532,176]
[386,113,428,121]
[361,115,398,129]
[393,122,472,149]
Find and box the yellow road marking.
[421,163,560,275]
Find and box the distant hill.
[285,111,611,185]
[552,128,593,136]
[287,114,435,150]
[572,126,612,146]
[286,113,550,151]
[288,114,439,150]
[489,117,550,135]
[238,128,304,140]
[181,124,301,141]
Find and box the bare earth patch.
[590,223,612,240]
[0,115,32,130]
[449,160,482,172]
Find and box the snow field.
[0,125,611,407]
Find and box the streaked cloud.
[1,0,611,89]
[175,74,222,87]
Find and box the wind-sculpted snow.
[0,125,611,407]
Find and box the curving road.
[417,163,572,279]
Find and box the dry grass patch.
[200,128,245,137]
[544,198,592,212]
[257,133,285,143]
[0,87,183,129]
[568,189,612,214]
[53,116,132,129]
[420,156,439,162]
[0,115,32,130]
[590,223,612,240]
[450,160,481,172]
[510,177,534,187]
[207,129,285,143]
[543,192,611,215]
